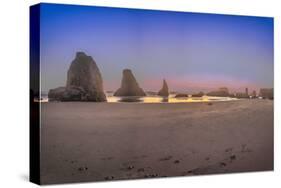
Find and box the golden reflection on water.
[107,95,236,103]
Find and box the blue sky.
[39,3,274,93]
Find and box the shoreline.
[38,95,241,104]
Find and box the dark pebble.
[230,155,236,160]
[220,162,227,167]
[174,160,180,164]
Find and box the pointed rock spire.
[158,79,169,97]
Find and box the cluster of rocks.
[48,52,273,101]
[206,87,273,99]
[235,88,250,99]
[48,52,170,101]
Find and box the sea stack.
[48,52,107,102]
[114,69,146,96]
[158,79,169,97]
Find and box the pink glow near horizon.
[104,74,261,93]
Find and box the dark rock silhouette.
[235,88,250,99]
[175,93,189,98]
[259,88,273,99]
[158,79,169,97]
[207,87,229,97]
[192,91,204,97]
[61,86,88,101]
[48,52,107,102]
[114,69,146,96]
[251,90,257,98]
[48,87,66,101]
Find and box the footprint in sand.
[137,168,145,172]
[77,167,88,172]
[133,155,147,159]
[225,147,233,152]
[159,155,173,161]
[183,156,235,176]
[101,157,114,161]
[120,164,135,171]
[104,176,114,180]
[144,173,159,178]
[241,144,252,153]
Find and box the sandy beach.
[40,99,273,184]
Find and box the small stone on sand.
[230,155,236,160]
[174,160,180,164]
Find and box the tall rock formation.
[158,79,169,97]
[114,69,146,96]
[48,52,107,102]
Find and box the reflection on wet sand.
[106,95,237,103]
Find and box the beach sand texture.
[40,99,273,184]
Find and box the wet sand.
[40,99,273,184]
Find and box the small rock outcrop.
[48,52,107,102]
[114,69,146,96]
[207,87,229,97]
[235,88,250,99]
[158,79,169,97]
[48,87,66,101]
[259,88,273,99]
[175,93,189,98]
[192,91,204,97]
[251,90,257,98]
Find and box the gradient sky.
[40,3,274,93]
